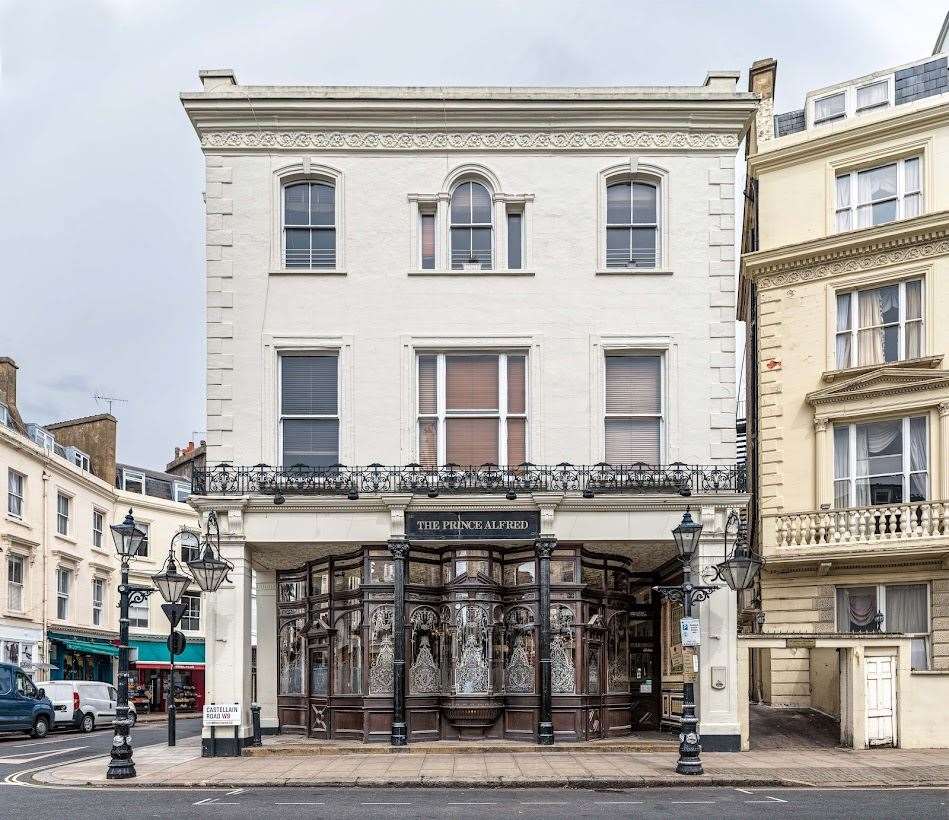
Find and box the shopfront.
[0,624,44,679]
[47,632,118,683]
[274,510,684,743]
[130,638,206,714]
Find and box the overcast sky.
[0,0,945,469]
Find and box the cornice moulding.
[743,211,949,289]
[749,100,949,174]
[196,129,743,153]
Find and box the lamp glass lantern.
[110,509,146,560]
[671,509,703,563]
[187,544,230,593]
[152,554,192,604]
[715,543,763,592]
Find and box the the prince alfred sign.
[405,511,540,540]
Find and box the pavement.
[29,735,949,789]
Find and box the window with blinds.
[280,355,340,467]
[604,354,662,464]
[417,353,526,467]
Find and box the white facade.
[183,70,756,751]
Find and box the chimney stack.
[0,357,18,410]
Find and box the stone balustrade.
[772,500,949,549]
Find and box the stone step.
[244,739,679,756]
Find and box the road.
[0,723,945,818]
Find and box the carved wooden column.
[388,536,409,746]
[536,537,556,745]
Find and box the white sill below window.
[5,513,30,528]
[408,269,535,277]
[596,268,673,276]
[270,268,347,276]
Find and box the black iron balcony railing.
[192,462,746,498]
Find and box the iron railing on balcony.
[192,462,747,498]
[774,499,949,547]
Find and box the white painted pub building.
[181,70,756,754]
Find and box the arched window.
[450,180,493,270]
[606,180,659,268]
[284,181,336,269]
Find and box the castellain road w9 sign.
[405,511,540,540]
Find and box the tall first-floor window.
[833,415,927,507]
[280,354,339,468]
[56,568,70,620]
[7,469,24,518]
[836,583,929,669]
[92,578,104,626]
[604,354,663,464]
[7,555,24,612]
[417,352,527,467]
[56,493,70,536]
[835,278,923,369]
[181,592,201,631]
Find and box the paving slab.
[31,739,949,789]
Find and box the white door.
[865,656,896,747]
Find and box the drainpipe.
[41,468,50,666]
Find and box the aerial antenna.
[93,394,128,415]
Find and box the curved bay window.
[278,617,306,696]
[334,609,363,695]
[275,544,660,741]
[504,607,536,694]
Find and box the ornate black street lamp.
[151,529,199,747]
[186,511,232,594]
[107,509,154,780]
[655,504,763,776]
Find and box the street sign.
[167,630,187,657]
[204,702,241,726]
[161,602,187,629]
[679,617,701,647]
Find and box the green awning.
[131,638,205,665]
[58,639,119,657]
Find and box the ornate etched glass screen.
[453,605,491,694]
[278,618,305,695]
[503,607,536,693]
[368,606,395,695]
[334,609,363,694]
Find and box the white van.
[34,680,138,733]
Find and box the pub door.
[308,641,330,739]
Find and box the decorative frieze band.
[200,130,739,152]
[756,234,949,290]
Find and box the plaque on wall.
[405,511,540,540]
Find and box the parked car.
[0,662,55,738]
[35,680,137,733]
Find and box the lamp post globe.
[110,509,146,559]
[715,543,763,592]
[187,545,230,593]
[152,554,191,604]
[671,509,703,563]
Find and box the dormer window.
[122,469,145,494]
[856,80,889,112]
[27,424,55,451]
[814,91,846,125]
[173,481,191,503]
[0,403,10,428]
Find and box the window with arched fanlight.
[606,180,659,268]
[284,180,336,269]
[450,180,493,270]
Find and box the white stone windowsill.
[5,514,30,529]
[3,610,34,622]
[595,268,674,276]
[269,269,348,276]
[408,268,535,277]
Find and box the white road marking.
[521,802,569,805]
[670,801,716,804]
[275,803,325,806]
[447,803,499,805]
[193,798,217,805]
[9,735,89,748]
[0,746,87,764]
[735,788,755,794]
[226,788,244,795]
[594,802,645,805]
[361,803,413,806]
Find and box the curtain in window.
[836,586,877,632]
[835,176,852,232]
[910,416,928,500]
[855,420,901,505]
[833,425,850,507]
[904,158,921,218]
[905,280,923,358]
[835,293,852,366]
[885,584,927,633]
[857,81,888,110]
[857,289,885,365]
